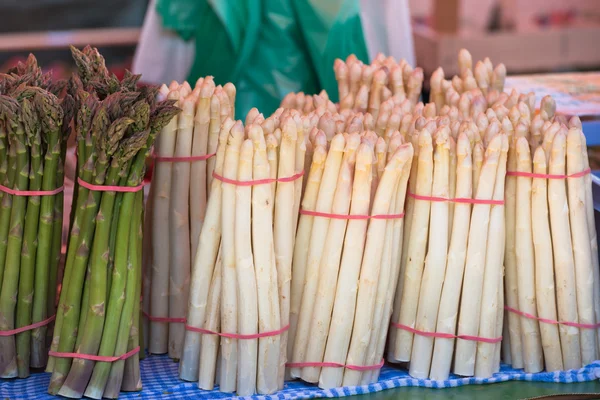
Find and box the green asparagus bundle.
[0,55,72,379]
[45,46,179,399]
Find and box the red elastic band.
[185,324,289,339]
[142,310,185,324]
[49,346,140,362]
[506,168,591,179]
[0,184,64,197]
[152,152,216,162]
[0,315,56,337]
[408,192,505,205]
[78,177,147,193]
[299,209,405,220]
[212,170,304,186]
[505,306,600,329]
[391,322,502,344]
[286,358,384,372]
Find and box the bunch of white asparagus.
[503,96,600,373]
[179,107,307,396]
[289,126,413,388]
[281,53,423,120]
[143,78,236,360]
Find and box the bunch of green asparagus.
[45,46,179,399]
[0,55,72,379]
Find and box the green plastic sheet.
[156,0,370,118]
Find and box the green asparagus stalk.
[15,98,42,378]
[0,141,16,288]
[0,105,31,378]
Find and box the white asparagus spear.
[291,134,346,378]
[448,136,457,240]
[343,144,412,386]
[430,132,472,380]
[198,249,222,390]
[266,133,279,219]
[454,134,502,377]
[235,139,258,396]
[549,130,582,369]
[494,273,503,373]
[224,82,236,119]
[409,127,451,379]
[531,146,563,372]
[149,89,180,354]
[292,114,306,237]
[579,131,600,349]
[180,119,234,381]
[206,93,221,194]
[335,59,350,101]
[472,142,484,196]
[302,134,360,383]
[566,128,598,365]
[393,129,434,362]
[250,127,282,394]
[289,137,327,366]
[274,119,298,387]
[475,133,508,378]
[319,143,373,389]
[189,81,214,273]
[219,121,244,392]
[514,137,544,373]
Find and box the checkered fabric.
[2,356,600,399]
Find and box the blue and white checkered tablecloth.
[2,355,600,400]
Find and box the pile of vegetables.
[45,46,179,399]
[0,55,70,378]
[143,78,235,361]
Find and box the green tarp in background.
[156,0,370,118]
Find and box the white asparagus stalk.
[343,144,412,386]
[250,127,281,394]
[475,133,508,378]
[235,139,258,396]
[531,146,563,372]
[149,89,180,354]
[292,114,306,237]
[224,82,236,119]
[493,274,503,373]
[472,142,484,196]
[274,119,298,387]
[180,119,234,381]
[409,127,451,378]
[579,132,600,349]
[502,309,512,366]
[289,138,327,365]
[219,121,244,392]
[349,62,362,97]
[566,128,598,365]
[302,134,360,383]
[448,136,457,240]
[291,133,346,378]
[430,132,472,380]
[514,137,544,373]
[454,134,502,377]
[266,133,279,219]
[548,130,582,369]
[206,93,221,194]
[319,143,374,389]
[198,249,222,390]
[189,82,214,273]
[335,59,350,101]
[368,69,388,120]
[142,187,153,351]
[393,129,433,362]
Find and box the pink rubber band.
[0,184,64,197]
[392,322,502,344]
[408,191,505,206]
[49,346,140,362]
[185,324,289,339]
[152,152,216,162]
[0,315,56,337]
[78,177,147,193]
[286,359,385,372]
[506,168,591,179]
[505,306,600,329]
[299,209,405,220]
[212,170,304,186]
[142,310,185,324]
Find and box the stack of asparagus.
[0,55,71,378]
[180,107,306,396]
[144,78,235,360]
[289,128,413,389]
[503,95,600,373]
[46,46,179,399]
